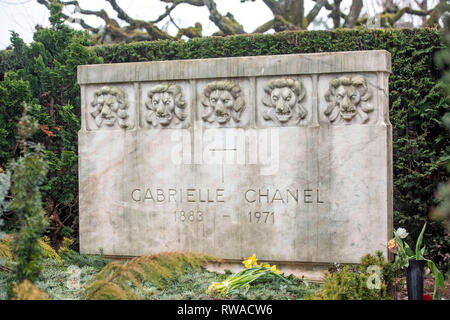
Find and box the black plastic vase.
[406,259,426,300]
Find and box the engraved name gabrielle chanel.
[131,188,324,204]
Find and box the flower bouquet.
[206,254,291,296]
[388,222,444,299]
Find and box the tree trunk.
[418,0,428,26]
[279,0,304,28]
[345,0,363,27]
[331,0,342,28]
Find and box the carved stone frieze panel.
[143,83,189,129]
[323,75,374,124]
[262,78,307,124]
[199,80,248,127]
[256,76,312,127]
[86,84,135,130]
[90,86,129,128]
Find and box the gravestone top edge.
[77,50,391,85]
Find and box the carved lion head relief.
[324,75,373,124]
[201,81,245,125]
[145,84,187,127]
[90,86,129,129]
[262,78,307,124]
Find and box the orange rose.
[387,238,398,253]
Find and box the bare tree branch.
[162,0,204,6]
[168,12,181,30]
[35,0,444,44]
[425,6,441,27]
[344,0,363,28]
[37,0,100,33]
[416,0,428,27]
[329,0,342,29]
[356,4,437,28]
[306,0,327,25]
[152,4,179,24]
[252,13,296,33]
[262,0,281,16]
[107,0,174,39]
[37,0,177,42]
[202,0,245,34]
[252,19,276,34]
[387,6,434,26]
[176,22,202,39]
[106,0,135,25]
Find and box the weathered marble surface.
[78,51,393,266]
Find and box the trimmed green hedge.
[95,28,442,63]
[1,28,448,271]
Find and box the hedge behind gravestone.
[0,28,448,271]
[0,5,103,250]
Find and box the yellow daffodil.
[256,263,271,272]
[242,254,258,268]
[270,265,280,275]
[209,255,291,296]
[249,254,258,266]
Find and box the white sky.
[0,0,432,50]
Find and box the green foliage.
[6,108,49,295]
[149,271,317,300]
[435,0,450,96]
[392,223,445,299]
[360,251,400,293]
[1,253,316,300]
[0,169,11,236]
[58,237,111,269]
[0,234,61,264]
[0,72,32,166]
[34,262,97,300]
[307,265,390,300]
[0,4,102,247]
[0,50,23,82]
[0,235,13,261]
[38,236,62,265]
[431,1,450,235]
[14,280,48,300]
[307,252,393,300]
[12,279,48,300]
[82,252,218,300]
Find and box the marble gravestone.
[77,51,393,275]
